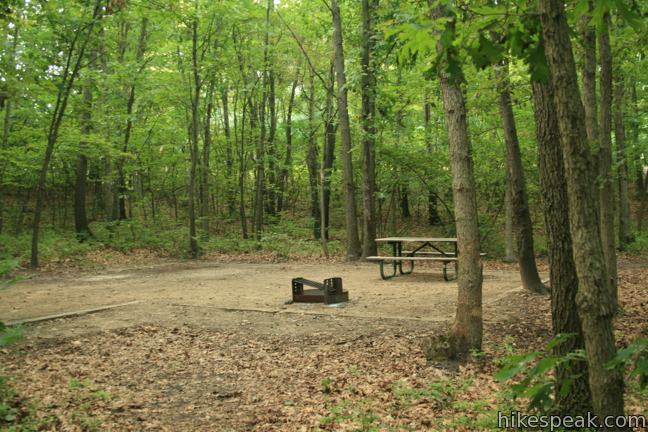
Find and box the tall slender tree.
[430,2,483,357]
[360,0,379,257]
[332,0,361,260]
[495,61,547,294]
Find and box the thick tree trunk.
[495,62,547,294]
[331,0,361,260]
[538,0,625,421]
[306,75,321,239]
[615,76,631,248]
[598,16,617,300]
[360,0,378,258]
[31,0,102,268]
[430,3,483,358]
[532,80,592,415]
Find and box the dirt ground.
[1,257,646,431]
[0,260,532,338]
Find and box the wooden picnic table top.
[374,237,457,243]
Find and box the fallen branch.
[4,301,141,326]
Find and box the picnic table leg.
[443,260,457,281]
[379,260,397,279]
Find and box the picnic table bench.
[367,237,459,281]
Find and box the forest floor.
[1,252,647,431]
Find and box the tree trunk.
[74,53,94,242]
[598,16,617,300]
[31,0,103,268]
[615,76,631,248]
[306,74,321,239]
[278,73,298,214]
[187,15,200,258]
[580,3,599,155]
[632,81,647,231]
[424,100,441,226]
[496,62,547,294]
[221,87,236,217]
[532,79,592,415]
[200,79,214,239]
[331,0,361,260]
[360,0,378,258]
[0,25,18,235]
[504,172,516,262]
[430,3,483,358]
[538,0,625,420]
[237,90,249,239]
[118,17,148,221]
[322,62,336,241]
[266,69,277,217]
[254,0,272,240]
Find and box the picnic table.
[367,237,459,281]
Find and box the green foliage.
[495,334,586,413]
[392,378,469,407]
[0,323,22,348]
[626,231,648,255]
[607,337,648,390]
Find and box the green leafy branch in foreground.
[495,333,586,413]
[496,334,648,413]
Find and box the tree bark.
[118,17,148,221]
[424,100,441,226]
[187,15,201,258]
[495,62,547,294]
[74,51,94,242]
[538,0,625,421]
[331,0,361,260]
[532,79,592,415]
[266,69,277,217]
[598,16,617,300]
[580,4,599,155]
[278,73,298,214]
[614,76,631,248]
[430,3,483,358]
[632,81,647,231]
[254,0,272,240]
[221,86,236,217]
[306,74,321,239]
[322,62,336,241]
[200,79,214,239]
[360,0,378,258]
[504,172,516,262]
[31,0,103,268]
[0,25,18,235]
